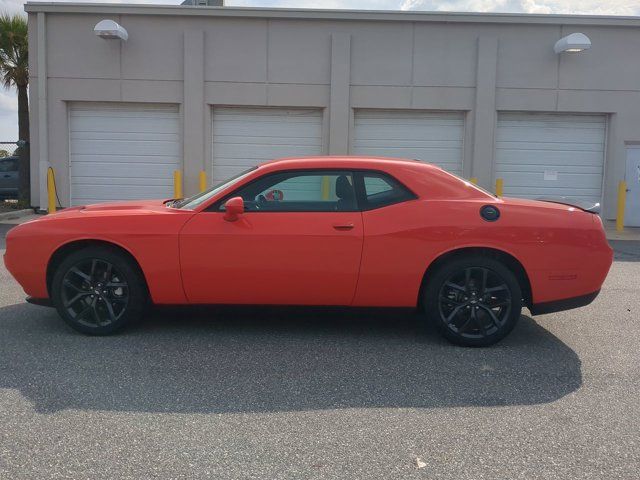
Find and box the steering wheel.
[257,194,268,207]
[244,199,260,211]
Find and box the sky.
[0,0,639,143]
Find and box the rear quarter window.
[357,171,417,210]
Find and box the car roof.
[257,155,441,171]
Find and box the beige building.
[26,2,640,225]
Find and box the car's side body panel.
[3,157,613,314]
[4,201,194,303]
[179,211,364,305]
[352,196,612,307]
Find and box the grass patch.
[0,199,31,213]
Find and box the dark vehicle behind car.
[0,156,18,199]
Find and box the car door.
[179,170,364,305]
[0,157,18,196]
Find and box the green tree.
[0,14,29,203]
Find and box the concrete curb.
[0,209,35,222]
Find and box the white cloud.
[0,0,26,16]
[400,0,640,15]
[0,89,18,113]
[0,89,18,141]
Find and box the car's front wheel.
[51,246,147,335]
[423,256,522,347]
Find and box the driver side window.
[219,170,357,212]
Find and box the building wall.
[26,4,640,218]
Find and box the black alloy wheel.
[438,267,511,339]
[51,246,146,335]
[60,258,129,328]
[424,256,522,347]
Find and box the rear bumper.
[530,290,600,315]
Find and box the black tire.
[423,256,522,347]
[51,246,147,335]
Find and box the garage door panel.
[496,150,604,166]
[70,154,179,166]
[212,107,323,183]
[213,124,320,137]
[70,119,179,135]
[72,163,177,178]
[503,186,602,199]
[496,164,603,174]
[71,140,180,157]
[212,135,321,147]
[72,177,172,187]
[354,126,463,141]
[353,147,462,164]
[213,144,323,160]
[496,113,605,204]
[70,102,180,205]
[496,141,603,152]
[353,109,464,175]
[211,164,261,181]
[70,131,180,142]
[71,184,174,203]
[499,172,604,189]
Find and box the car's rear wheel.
[51,246,147,335]
[423,256,522,347]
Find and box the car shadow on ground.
[0,303,581,414]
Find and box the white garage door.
[352,110,465,176]
[496,113,606,203]
[211,107,323,184]
[69,102,180,205]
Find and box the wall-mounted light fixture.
[554,33,591,54]
[94,20,128,41]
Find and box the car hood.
[29,199,182,222]
[80,199,172,211]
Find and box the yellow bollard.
[469,177,478,185]
[321,176,331,200]
[173,170,183,199]
[495,178,504,197]
[616,180,627,232]
[199,171,207,192]
[47,167,57,213]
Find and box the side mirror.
[223,196,244,222]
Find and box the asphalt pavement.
[0,228,639,479]
[0,223,12,249]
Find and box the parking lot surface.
[0,230,639,479]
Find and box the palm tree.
[0,14,29,204]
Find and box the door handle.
[2,174,10,178]
[333,223,355,231]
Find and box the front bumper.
[26,296,53,307]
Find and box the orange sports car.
[3,157,613,346]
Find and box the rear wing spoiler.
[536,196,601,214]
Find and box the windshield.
[173,167,257,210]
